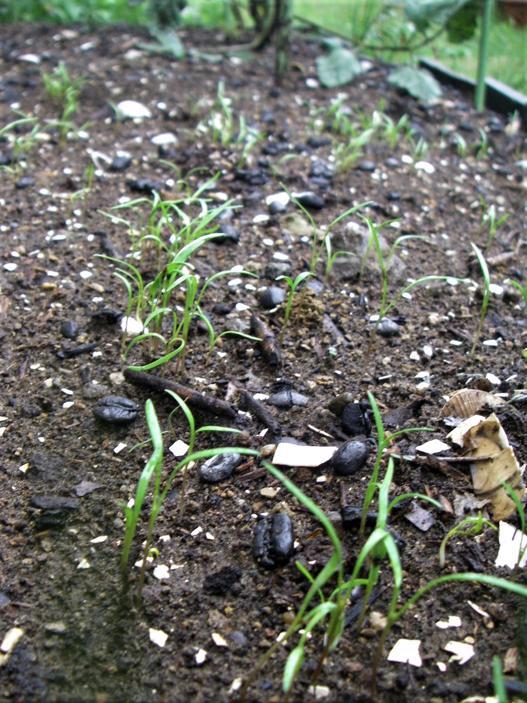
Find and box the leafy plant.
[438,513,496,568]
[121,395,258,600]
[276,272,313,329]
[505,279,527,307]
[315,38,363,88]
[492,655,508,703]
[480,199,510,249]
[470,242,491,355]
[42,61,84,137]
[361,216,455,324]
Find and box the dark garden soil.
[1,22,526,703]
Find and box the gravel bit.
[92,396,139,424]
[253,512,294,569]
[199,453,244,483]
[329,438,370,476]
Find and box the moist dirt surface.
[0,23,526,703]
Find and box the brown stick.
[250,315,282,367]
[124,368,237,419]
[238,388,282,437]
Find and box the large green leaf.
[138,29,185,59]
[388,65,442,102]
[403,0,469,31]
[446,0,479,43]
[316,47,363,88]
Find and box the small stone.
[266,192,290,214]
[199,453,243,483]
[127,177,164,195]
[376,318,400,337]
[265,261,292,279]
[60,320,80,339]
[115,100,152,120]
[357,160,376,172]
[93,396,139,424]
[341,403,371,436]
[253,513,294,568]
[109,154,132,172]
[385,157,400,168]
[291,191,325,210]
[259,286,285,309]
[31,495,79,514]
[213,224,240,245]
[151,132,177,145]
[415,160,435,175]
[307,136,331,148]
[329,439,370,476]
[268,389,309,408]
[15,175,36,189]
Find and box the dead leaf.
[440,389,505,419]
[448,414,524,521]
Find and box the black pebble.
[91,307,121,325]
[93,396,139,424]
[15,175,35,189]
[376,318,400,337]
[357,160,376,172]
[212,224,240,245]
[253,512,294,568]
[293,191,324,210]
[330,439,370,476]
[109,154,132,172]
[127,177,164,194]
[60,320,80,339]
[259,286,285,309]
[199,453,243,483]
[306,135,331,149]
[341,403,371,436]
[268,389,308,408]
[57,343,97,360]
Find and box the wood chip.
[272,442,337,468]
[387,638,422,666]
[149,628,168,648]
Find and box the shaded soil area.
[1,22,526,703]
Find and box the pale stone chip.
[272,443,337,468]
[211,632,228,648]
[169,439,189,458]
[153,564,170,580]
[443,641,474,664]
[195,648,207,665]
[90,535,108,544]
[1,627,24,654]
[308,685,331,700]
[387,638,422,666]
[149,628,168,647]
[495,521,527,569]
[77,558,90,569]
[416,439,451,455]
[435,615,462,629]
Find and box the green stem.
[475,0,494,111]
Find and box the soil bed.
[0,23,526,703]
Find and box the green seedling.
[286,190,370,274]
[480,200,510,249]
[475,127,490,158]
[505,278,527,306]
[121,396,258,601]
[492,655,508,703]
[411,136,429,159]
[502,481,527,568]
[195,310,261,362]
[243,446,527,698]
[453,132,468,157]
[333,127,376,172]
[470,242,491,355]
[438,513,496,568]
[361,217,455,324]
[42,61,84,138]
[276,272,313,328]
[0,113,41,163]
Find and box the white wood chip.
[443,640,474,664]
[90,535,108,544]
[1,627,24,653]
[120,316,144,336]
[272,442,337,468]
[211,632,228,648]
[387,639,422,666]
[416,439,451,455]
[77,558,90,570]
[149,628,168,648]
[153,564,170,580]
[191,526,203,537]
[495,521,527,569]
[435,615,462,629]
[113,442,127,454]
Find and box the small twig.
[124,368,237,419]
[250,315,282,367]
[238,388,282,437]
